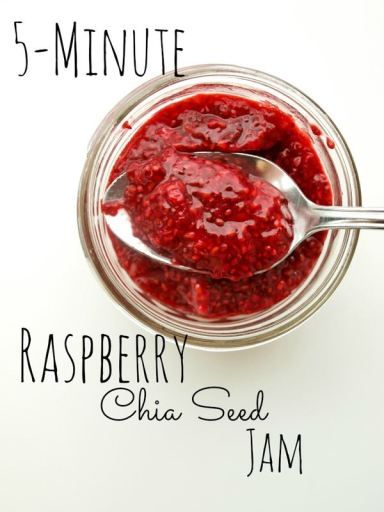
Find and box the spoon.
[103,151,384,274]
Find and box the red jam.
[106,93,332,318]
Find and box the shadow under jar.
[78,64,360,350]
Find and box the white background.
[1,0,384,510]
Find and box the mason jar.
[77,64,360,350]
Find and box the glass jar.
[77,64,360,350]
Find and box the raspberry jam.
[106,93,332,318]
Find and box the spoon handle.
[311,205,384,230]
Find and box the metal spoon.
[103,151,384,274]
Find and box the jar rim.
[78,64,361,351]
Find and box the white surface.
[1,0,384,510]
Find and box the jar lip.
[78,64,361,351]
